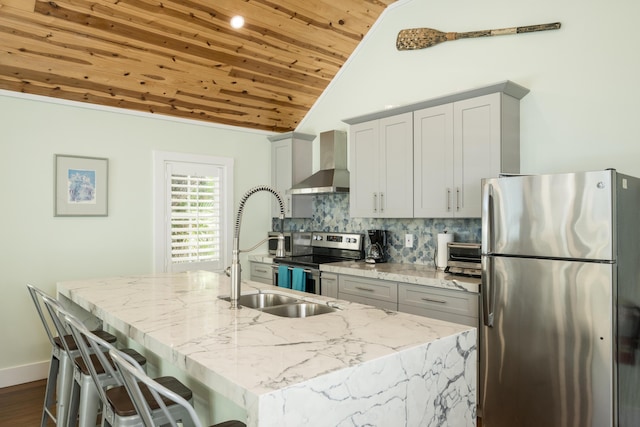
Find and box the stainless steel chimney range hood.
[287,130,349,195]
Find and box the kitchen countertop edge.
[320,261,481,293]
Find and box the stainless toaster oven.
[445,242,481,277]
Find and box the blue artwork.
[67,169,96,203]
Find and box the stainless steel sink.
[222,293,299,309]
[221,292,337,317]
[261,302,336,318]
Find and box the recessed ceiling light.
[230,15,245,29]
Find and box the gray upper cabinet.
[269,132,314,218]
[345,80,528,219]
[349,112,413,218]
[414,92,521,217]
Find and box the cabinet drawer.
[398,284,478,319]
[341,293,398,311]
[398,304,477,327]
[250,262,273,284]
[339,276,398,303]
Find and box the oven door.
[272,265,320,294]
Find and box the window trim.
[153,151,234,273]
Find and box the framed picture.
[54,154,109,217]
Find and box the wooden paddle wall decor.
[396,22,561,51]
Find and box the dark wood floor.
[0,379,54,426]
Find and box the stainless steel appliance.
[481,170,640,427]
[287,130,349,195]
[274,232,364,294]
[267,231,312,256]
[445,242,481,277]
[365,229,388,263]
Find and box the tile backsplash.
[273,193,481,267]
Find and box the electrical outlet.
[404,234,414,248]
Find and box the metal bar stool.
[27,284,118,427]
[64,312,148,427]
[65,313,199,427]
[110,349,246,427]
[41,294,148,427]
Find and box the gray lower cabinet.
[338,275,398,311]
[397,283,478,327]
[250,262,273,285]
[320,272,338,298]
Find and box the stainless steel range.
[273,232,364,294]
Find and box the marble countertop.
[321,261,481,293]
[248,254,277,264]
[57,271,476,426]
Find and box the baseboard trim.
[0,360,49,388]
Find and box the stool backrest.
[26,284,59,348]
[63,311,123,407]
[39,293,77,357]
[109,348,203,427]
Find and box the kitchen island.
[57,271,476,427]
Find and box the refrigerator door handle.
[481,182,494,254]
[482,256,495,327]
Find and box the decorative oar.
[396,22,561,51]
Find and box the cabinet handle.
[286,196,291,214]
[446,188,451,212]
[256,268,268,273]
[380,192,384,213]
[456,187,460,212]
[373,193,378,213]
[421,297,447,304]
[355,286,375,292]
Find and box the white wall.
[300,0,640,178]
[0,92,273,384]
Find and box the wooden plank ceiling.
[0,0,395,132]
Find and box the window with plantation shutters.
[154,151,233,273]
[170,172,220,266]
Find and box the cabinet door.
[271,138,313,218]
[414,104,454,217]
[349,121,379,217]
[320,272,338,298]
[271,140,293,217]
[379,113,413,217]
[453,93,502,217]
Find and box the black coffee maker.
[366,230,388,263]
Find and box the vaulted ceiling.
[0,0,396,132]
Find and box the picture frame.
[54,154,109,217]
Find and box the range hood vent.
[287,130,349,195]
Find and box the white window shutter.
[164,161,225,272]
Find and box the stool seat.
[54,329,117,351]
[211,422,247,427]
[74,348,146,376]
[106,376,193,417]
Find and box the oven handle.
[271,264,316,275]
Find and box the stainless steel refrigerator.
[480,170,640,427]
